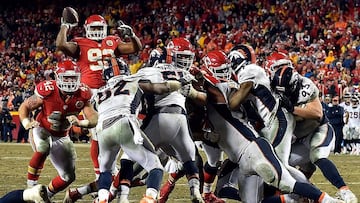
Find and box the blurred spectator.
[326,95,345,154]
[0,106,14,142]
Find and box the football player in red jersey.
[56,13,142,201]
[18,59,98,201]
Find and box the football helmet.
[166,37,195,70]
[265,52,293,77]
[84,15,107,40]
[148,48,166,67]
[55,59,81,93]
[202,50,231,80]
[351,95,359,108]
[271,66,300,102]
[228,44,256,74]
[103,58,130,81]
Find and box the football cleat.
[320,193,345,203]
[202,192,225,203]
[191,189,205,203]
[139,195,156,203]
[63,188,82,203]
[336,188,358,203]
[159,181,175,203]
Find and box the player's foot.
[191,189,205,203]
[63,188,82,203]
[320,192,345,203]
[139,195,156,203]
[336,187,358,203]
[159,181,175,203]
[202,192,225,203]
[24,184,50,203]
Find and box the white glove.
[180,84,198,98]
[67,115,91,128]
[21,118,40,130]
[61,17,78,29]
[179,70,196,85]
[117,20,135,38]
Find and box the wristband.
[188,86,199,99]
[166,80,182,92]
[22,118,31,129]
[78,119,90,128]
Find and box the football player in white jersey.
[343,96,360,155]
[228,45,309,197]
[141,37,204,203]
[92,58,187,203]
[180,51,342,203]
[270,61,358,203]
[340,93,352,154]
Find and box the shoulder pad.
[78,83,92,100]
[36,80,57,98]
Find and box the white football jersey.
[236,64,279,126]
[94,70,164,123]
[346,105,360,128]
[140,63,186,110]
[294,75,319,106]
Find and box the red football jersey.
[35,80,92,137]
[73,36,122,89]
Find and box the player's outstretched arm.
[117,22,143,54]
[293,97,323,120]
[228,81,253,110]
[18,95,43,130]
[55,25,79,57]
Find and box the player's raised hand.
[117,20,135,38]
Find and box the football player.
[56,13,142,202]
[18,60,98,201]
[270,61,358,203]
[180,51,342,203]
[343,95,360,155]
[92,57,190,203]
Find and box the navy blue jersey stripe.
[255,137,283,185]
[319,123,334,147]
[253,84,276,111]
[211,103,257,141]
[130,88,143,114]
[272,109,287,147]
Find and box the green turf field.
[0,143,359,202]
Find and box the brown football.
[62,7,79,24]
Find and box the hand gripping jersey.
[35,80,92,137]
[73,36,122,89]
[94,69,165,124]
[236,64,279,127]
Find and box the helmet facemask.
[172,50,195,70]
[56,71,81,93]
[84,23,107,40]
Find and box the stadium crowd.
[0,0,359,143]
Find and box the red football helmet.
[265,52,293,76]
[84,15,107,40]
[201,50,231,80]
[55,59,81,93]
[166,37,195,70]
[228,44,256,74]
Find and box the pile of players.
[9,11,358,203]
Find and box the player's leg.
[247,137,341,203]
[47,136,76,199]
[0,185,49,203]
[310,123,358,202]
[27,127,51,187]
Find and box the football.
[62,7,79,24]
